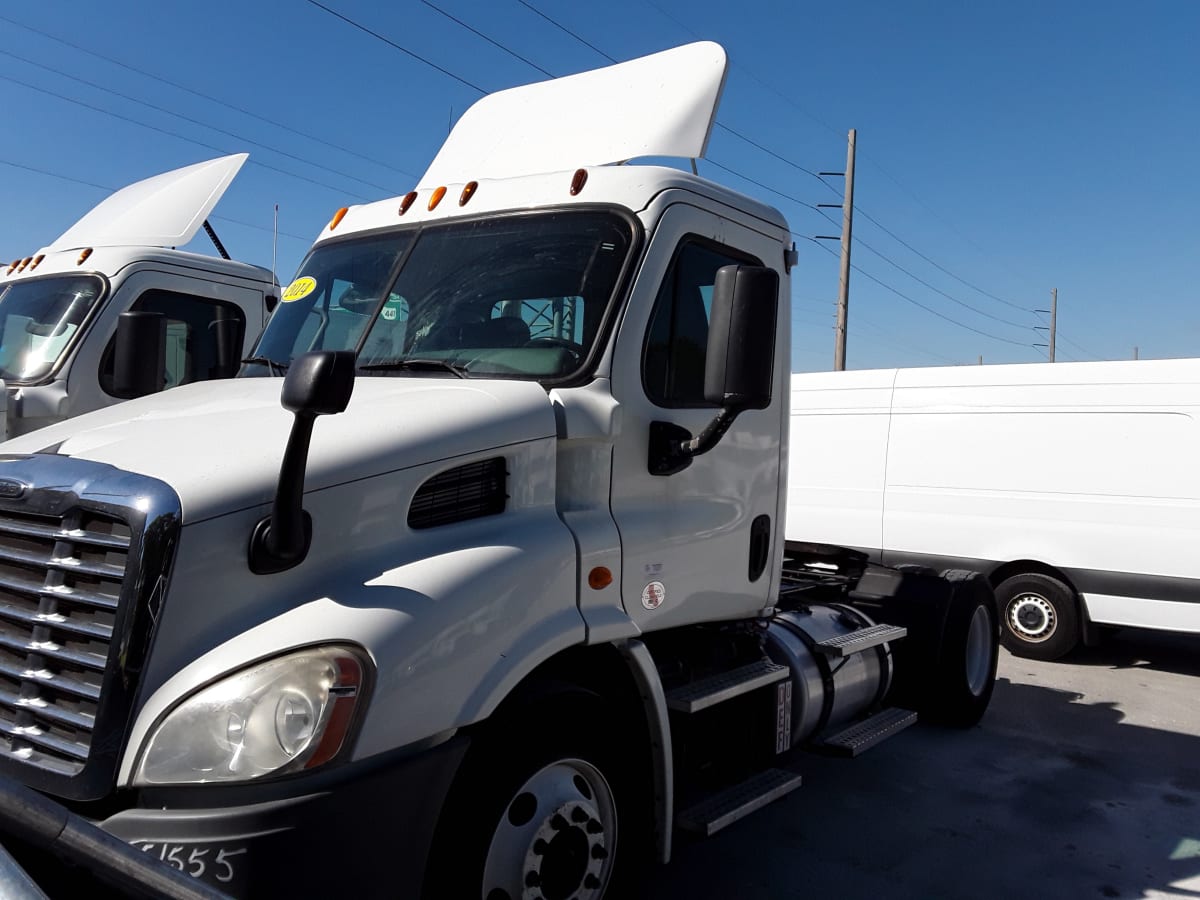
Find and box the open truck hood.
[0,376,557,523]
[43,154,248,253]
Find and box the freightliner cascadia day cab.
[0,45,999,899]
[788,361,1200,661]
[0,154,276,440]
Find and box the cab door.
[608,202,787,631]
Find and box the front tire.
[423,695,646,900]
[995,572,1079,661]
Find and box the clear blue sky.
[2,0,1196,371]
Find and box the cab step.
[665,659,789,713]
[815,623,907,657]
[677,768,803,837]
[822,707,917,757]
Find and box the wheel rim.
[481,758,616,900]
[964,604,993,696]
[1006,592,1056,643]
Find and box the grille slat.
[0,632,108,673]
[0,658,101,701]
[0,544,125,581]
[0,600,114,641]
[0,519,130,551]
[0,718,90,762]
[0,687,95,731]
[0,571,121,611]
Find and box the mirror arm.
[648,406,741,477]
[679,406,737,456]
[248,411,316,574]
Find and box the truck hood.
[0,377,557,523]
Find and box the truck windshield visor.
[0,275,105,383]
[253,209,633,382]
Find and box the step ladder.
[815,623,907,658]
[665,658,789,713]
[677,768,804,837]
[822,707,917,757]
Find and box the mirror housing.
[649,265,779,476]
[249,350,356,573]
[111,311,166,399]
[703,265,778,410]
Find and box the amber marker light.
[428,186,447,211]
[588,567,613,590]
[29,254,44,271]
[459,181,479,207]
[328,207,349,231]
[77,248,93,265]
[398,191,418,215]
[570,168,588,196]
[16,256,32,273]
[6,260,18,275]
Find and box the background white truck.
[0,154,276,439]
[0,44,997,899]
[787,361,1200,660]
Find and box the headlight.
[133,646,369,786]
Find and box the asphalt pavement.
[640,630,1200,900]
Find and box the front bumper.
[99,736,468,898]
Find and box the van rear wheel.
[995,572,1079,660]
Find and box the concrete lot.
[640,631,1200,900]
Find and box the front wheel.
[423,696,645,900]
[995,572,1079,661]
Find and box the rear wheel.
[995,572,1079,661]
[424,695,646,900]
[923,569,999,727]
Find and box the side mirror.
[112,311,166,399]
[704,265,778,410]
[648,265,779,476]
[248,350,356,573]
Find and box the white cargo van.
[787,360,1200,659]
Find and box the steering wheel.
[524,336,585,362]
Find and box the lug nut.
[551,814,569,831]
[584,874,602,889]
[525,870,542,887]
[585,819,603,834]
[591,845,608,859]
[571,807,589,823]
[532,839,549,855]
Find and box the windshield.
[0,275,105,383]
[250,210,634,382]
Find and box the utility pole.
[1034,288,1058,362]
[1134,346,1139,360]
[816,129,856,370]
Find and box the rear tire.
[922,569,999,727]
[423,693,649,900]
[995,572,1079,661]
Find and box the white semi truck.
[0,44,998,899]
[0,154,276,439]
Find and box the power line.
[0,13,416,180]
[854,205,1034,313]
[802,235,1033,348]
[0,73,369,200]
[0,48,398,195]
[1056,333,1100,360]
[421,0,554,77]
[704,159,819,210]
[303,0,486,93]
[516,0,616,63]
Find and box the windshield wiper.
[358,358,470,378]
[241,355,290,375]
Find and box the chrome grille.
[0,507,130,775]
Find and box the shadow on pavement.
[1062,629,1200,679]
[636,676,1200,900]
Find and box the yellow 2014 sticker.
[281,276,317,302]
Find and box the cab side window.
[643,240,759,408]
[100,290,247,396]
